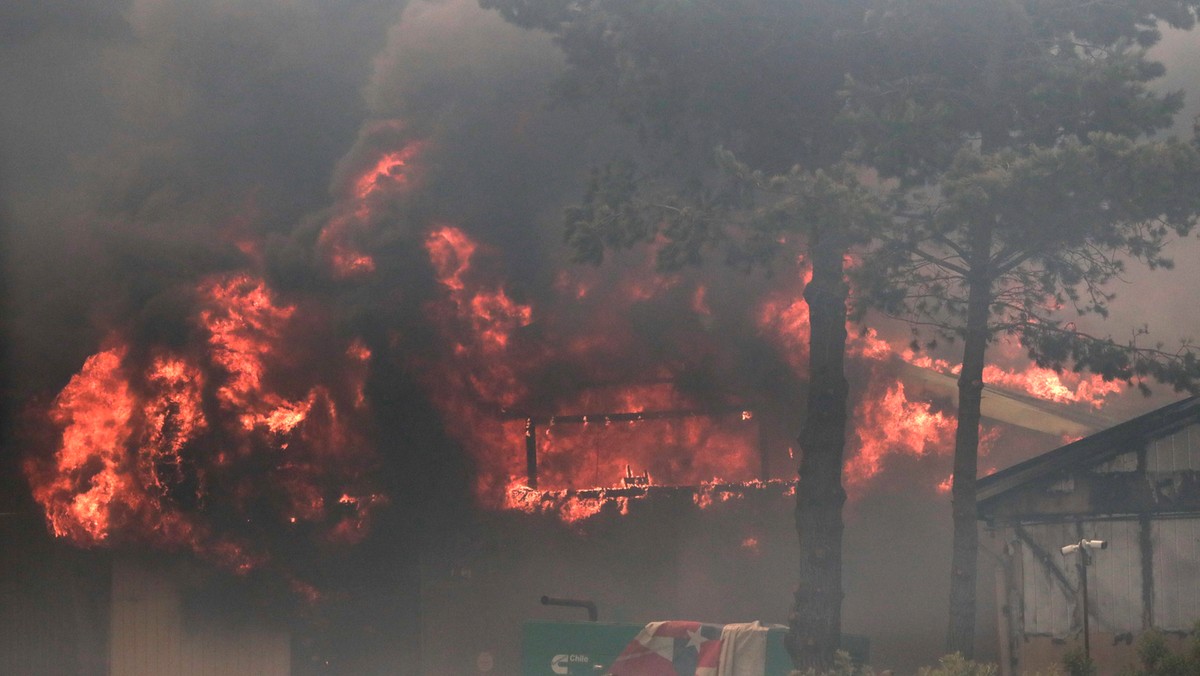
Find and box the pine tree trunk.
[787,229,849,670]
[945,223,993,658]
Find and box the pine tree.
[846,0,1200,656]
[480,0,872,667]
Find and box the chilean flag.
[607,621,723,676]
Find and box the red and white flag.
[606,621,769,676]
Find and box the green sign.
[522,621,642,675]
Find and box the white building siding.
[1151,518,1200,630]
[1146,423,1200,472]
[1019,518,1200,637]
[1020,522,1076,637]
[1086,520,1143,633]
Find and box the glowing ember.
[505,479,792,524]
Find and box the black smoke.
[3,2,1199,674]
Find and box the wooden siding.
[1014,518,1200,638]
[1146,422,1200,473]
[110,559,290,676]
[1018,522,1076,637]
[1087,520,1143,633]
[1151,518,1200,630]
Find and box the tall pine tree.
[846,0,1200,656]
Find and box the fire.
[202,274,296,428]
[756,257,1119,492]
[427,225,478,293]
[692,284,712,316]
[936,474,954,494]
[982,363,1120,408]
[28,271,382,573]
[846,382,956,489]
[525,389,757,492]
[425,224,532,387]
[318,137,428,278]
[33,348,135,542]
[417,226,768,515]
[505,479,793,525]
[319,215,379,280]
[140,356,207,501]
[757,268,812,372]
[412,221,1123,521]
[353,143,423,200]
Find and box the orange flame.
[317,139,428,278]
[29,272,382,572]
[416,224,1120,520]
[353,144,424,201]
[846,382,956,489]
[34,348,135,543]
[982,363,1120,408]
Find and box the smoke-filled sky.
[3,0,1197,469]
[2,0,1199,669]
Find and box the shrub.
[790,650,874,676]
[915,653,998,676]
[1063,647,1095,676]
[1112,621,1200,676]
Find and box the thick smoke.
[1,0,400,397]
[3,1,1199,673]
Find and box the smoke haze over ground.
[2,0,1199,673]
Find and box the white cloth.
[717,621,771,676]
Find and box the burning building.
[3,2,1198,675]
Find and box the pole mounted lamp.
[1061,539,1108,665]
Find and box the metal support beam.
[525,417,537,489]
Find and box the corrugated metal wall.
[110,559,291,676]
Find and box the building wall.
[110,558,291,676]
[0,525,109,676]
[1150,518,1200,630]
[1146,423,1200,472]
[998,517,1200,676]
